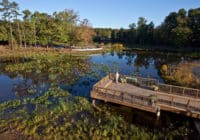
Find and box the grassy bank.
[0,45,107,59]
[160,62,200,89]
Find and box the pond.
[0,51,182,101]
[0,51,199,139]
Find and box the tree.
[0,0,19,48]
[75,19,96,46]
[0,20,8,42]
[33,12,52,47]
[111,29,118,43]
[137,17,148,44]
[127,24,136,44]
[22,9,32,47]
[171,27,191,47]
[146,22,154,44]
[188,8,200,47]
[129,23,136,29]
[161,12,178,45]
[137,17,147,27]
[12,2,21,47]
[171,9,191,47]
[52,9,78,47]
[93,28,112,43]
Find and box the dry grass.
[160,62,200,88]
[0,46,58,58]
[0,45,106,58]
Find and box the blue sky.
[13,0,200,28]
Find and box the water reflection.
[90,52,179,80]
[0,52,188,101]
[0,75,17,102]
[0,55,91,101]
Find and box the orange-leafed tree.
[76,19,96,47]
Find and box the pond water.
[0,51,181,101]
[0,51,199,139]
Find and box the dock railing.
[156,91,200,113]
[92,86,157,112]
[158,83,200,98]
[108,73,200,98]
[93,84,200,113]
[94,75,110,87]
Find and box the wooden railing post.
[171,96,174,106]
[183,88,185,96]
[157,81,159,87]
[170,85,172,94]
[131,95,134,103]
[121,92,124,102]
[187,99,190,110]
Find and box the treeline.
[1,0,199,49]
[0,0,95,48]
[94,8,200,48]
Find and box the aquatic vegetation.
[0,86,191,139]
[4,53,90,84]
[0,100,21,110]
[1,53,92,98]
[0,86,91,138]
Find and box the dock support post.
[116,72,119,84]
[156,106,160,118]
[92,99,101,111]
[92,99,96,105]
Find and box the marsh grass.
[160,62,200,88]
[0,46,106,62]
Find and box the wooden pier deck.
[91,74,200,119]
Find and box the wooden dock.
[91,74,200,119]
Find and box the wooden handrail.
[94,84,200,113]
[157,90,200,101]
[159,83,200,91]
[109,73,200,98]
[94,75,109,87]
[94,87,153,106]
[94,86,153,101]
[158,83,200,98]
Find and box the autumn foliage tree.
[76,19,96,46]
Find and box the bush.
[160,64,168,75]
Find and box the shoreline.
[0,45,199,58]
[123,47,200,58]
[71,48,103,51]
